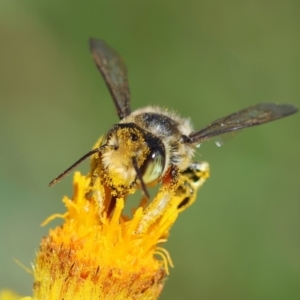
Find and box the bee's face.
[101,124,166,191]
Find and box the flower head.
[34,172,171,299]
[2,138,209,300]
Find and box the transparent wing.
[187,103,298,144]
[90,38,131,119]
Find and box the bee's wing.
[187,103,298,144]
[90,38,131,119]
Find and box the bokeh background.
[1,1,299,299]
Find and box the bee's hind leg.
[173,161,210,213]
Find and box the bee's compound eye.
[141,150,165,184]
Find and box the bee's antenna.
[49,147,103,187]
[132,157,150,199]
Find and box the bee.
[49,38,298,233]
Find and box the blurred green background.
[1,1,299,299]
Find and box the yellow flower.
[34,172,170,300]
[1,140,209,300]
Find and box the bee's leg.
[136,162,210,234]
[136,166,180,234]
[86,148,109,217]
[173,161,210,213]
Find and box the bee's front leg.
[86,137,110,216]
[136,161,210,234]
[86,156,107,215]
[136,166,180,234]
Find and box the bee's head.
[49,123,166,196]
[101,123,166,195]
